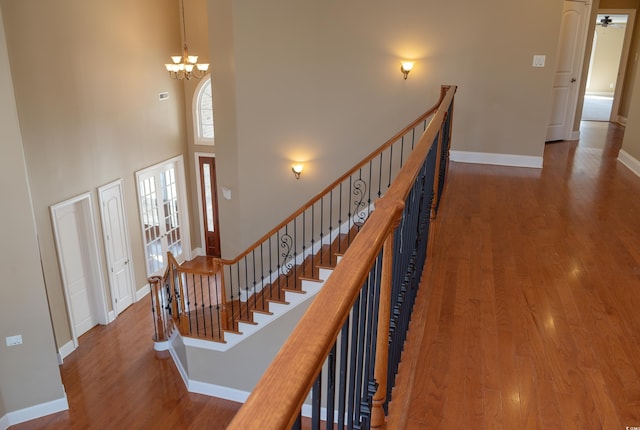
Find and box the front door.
[199,156,221,257]
[546,0,590,141]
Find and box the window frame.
[193,74,214,146]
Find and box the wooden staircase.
[174,228,359,346]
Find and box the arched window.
[194,75,214,145]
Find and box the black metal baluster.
[199,274,206,336]
[244,256,250,319]
[312,371,322,430]
[260,242,265,309]
[338,184,343,254]
[320,197,324,265]
[337,317,350,429]
[252,249,257,309]
[326,342,337,430]
[377,152,383,199]
[347,296,361,429]
[347,175,353,247]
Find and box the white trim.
[617,115,628,126]
[136,284,150,302]
[569,129,581,140]
[192,247,205,257]
[0,414,8,430]
[450,150,543,168]
[618,150,640,177]
[50,192,109,346]
[108,310,116,323]
[194,152,215,256]
[57,340,76,365]
[189,381,250,403]
[193,74,215,146]
[3,395,68,428]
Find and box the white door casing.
[99,179,136,316]
[51,192,108,347]
[547,0,591,141]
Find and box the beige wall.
[208,0,564,256]
[621,40,640,159]
[0,7,65,414]
[588,25,626,94]
[1,0,189,348]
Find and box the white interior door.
[51,193,108,345]
[547,0,591,141]
[99,179,135,315]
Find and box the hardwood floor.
[10,296,242,430]
[11,121,639,429]
[390,121,640,428]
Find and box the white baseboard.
[450,150,543,169]
[189,380,250,403]
[136,284,150,302]
[57,340,76,365]
[2,395,68,429]
[108,310,116,323]
[192,247,205,257]
[618,150,640,178]
[569,129,580,140]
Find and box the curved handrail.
[217,86,450,266]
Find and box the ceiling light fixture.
[165,0,209,80]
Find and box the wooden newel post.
[148,276,165,342]
[371,203,403,429]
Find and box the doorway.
[196,154,222,257]
[136,155,191,276]
[51,192,108,347]
[582,11,635,122]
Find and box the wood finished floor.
[12,121,640,429]
[391,121,640,429]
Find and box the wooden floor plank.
[390,121,640,428]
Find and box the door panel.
[547,1,590,141]
[99,180,135,315]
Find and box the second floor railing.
[228,85,457,429]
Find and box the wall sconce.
[400,61,415,80]
[291,163,304,179]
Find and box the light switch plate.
[6,335,23,346]
[533,55,546,68]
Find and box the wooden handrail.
[217,87,449,266]
[227,199,405,430]
[228,85,457,429]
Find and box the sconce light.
[400,61,415,80]
[291,163,304,179]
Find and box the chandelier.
[165,0,209,80]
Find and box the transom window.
[194,76,214,145]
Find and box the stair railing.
[149,252,229,343]
[228,85,456,429]
[215,85,455,334]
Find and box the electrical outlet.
[6,335,23,346]
[532,55,546,68]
